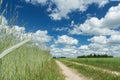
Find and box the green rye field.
[0,42,64,80]
[59,58,120,80]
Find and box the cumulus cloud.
[66,4,120,57]
[69,17,117,35]
[50,35,79,57]
[50,4,120,57]
[77,42,110,56]
[102,4,120,29]
[79,35,120,57]
[12,26,25,32]
[77,43,110,56]
[88,36,107,44]
[24,0,109,20]
[48,0,109,20]
[51,34,120,57]
[18,1,120,57]
[32,30,52,43]
[109,45,120,57]
[108,35,120,44]
[70,4,120,36]
[0,16,52,46]
[51,35,120,57]
[51,45,79,57]
[55,35,78,45]
[79,45,89,50]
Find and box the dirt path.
[65,60,120,76]
[56,60,91,80]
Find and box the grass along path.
[61,60,120,80]
[56,60,91,80]
[67,58,120,72]
[64,60,120,76]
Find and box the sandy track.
[56,60,91,80]
[65,60,120,76]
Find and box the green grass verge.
[66,58,120,72]
[0,44,64,80]
[60,60,120,80]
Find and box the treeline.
[77,54,113,58]
[53,57,66,59]
[52,54,113,59]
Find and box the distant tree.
[53,57,57,59]
[60,57,66,58]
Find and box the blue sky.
[1,0,120,57]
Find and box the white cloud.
[101,4,120,29]
[78,42,110,56]
[69,19,119,35]
[109,45,120,57]
[88,43,106,50]
[32,30,52,43]
[49,0,109,20]
[24,0,109,20]
[0,16,25,37]
[53,27,69,31]
[49,0,83,20]
[12,26,25,32]
[78,35,120,57]
[49,13,62,20]
[67,3,120,57]
[3,1,120,57]
[108,35,120,44]
[79,45,89,50]
[10,26,26,40]
[51,35,120,57]
[51,35,79,57]
[25,0,47,5]
[0,16,52,46]
[51,45,79,57]
[55,35,78,45]
[88,36,107,44]
[70,4,120,36]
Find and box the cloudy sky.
[1,0,120,57]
